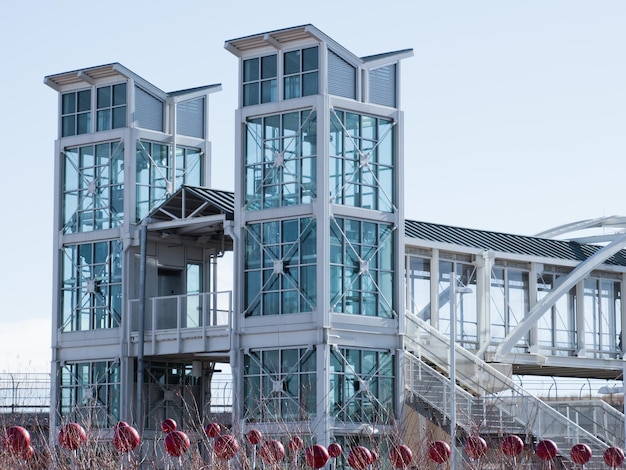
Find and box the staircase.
[550,400,625,448]
[404,311,610,467]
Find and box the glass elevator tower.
[226,25,412,447]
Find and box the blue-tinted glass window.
[244,217,316,316]
[245,110,317,210]
[330,111,395,211]
[283,46,319,100]
[62,141,124,234]
[61,90,91,137]
[97,83,127,131]
[243,55,277,106]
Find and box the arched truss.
[495,230,626,359]
[535,215,626,243]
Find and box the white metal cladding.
[369,64,397,107]
[176,98,205,138]
[135,86,164,131]
[328,49,356,99]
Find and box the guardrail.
[128,291,232,332]
[0,373,50,413]
[404,311,610,465]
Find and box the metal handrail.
[404,311,609,463]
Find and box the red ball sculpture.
[113,424,140,453]
[328,442,342,458]
[428,441,451,464]
[58,423,87,450]
[464,436,488,460]
[214,434,240,460]
[348,446,372,470]
[204,422,221,438]
[389,444,413,468]
[570,443,592,465]
[164,430,190,457]
[536,439,558,461]
[289,436,304,452]
[502,435,524,457]
[260,439,286,465]
[23,445,35,460]
[604,447,625,468]
[246,429,263,445]
[114,421,129,431]
[2,425,31,455]
[161,418,177,434]
[306,444,330,469]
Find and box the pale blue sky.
[0,1,624,371]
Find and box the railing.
[128,291,232,332]
[404,311,610,464]
[0,373,50,414]
[550,400,625,448]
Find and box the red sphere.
[570,443,592,465]
[246,429,263,445]
[260,439,285,465]
[428,441,451,464]
[306,444,330,469]
[113,424,140,453]
[289,436,304,452]
[205,422,221,438]
[161,418,177,434]
[58,423,87,450]
[604,447,625,468]
[464,436,488,460]
[389,444,413,468]
[2,426,31,454]
[328,443,342,458]
[502,435,524,457]
[164,430,190,457]
[22,445,35,460]
[114,421,129,431]
[348,446,372,470]
[214,434,240,460]
[536,439,558,461]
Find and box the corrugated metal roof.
[149,186,234,222]
[150,186,626,267]
[405,219,626,266]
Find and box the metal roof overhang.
[146,186,234,239]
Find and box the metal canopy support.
[495,232,626,360]
[136,219,149,433]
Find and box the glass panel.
[112,83,126,106]
[97,86,111,109]
[302,46,318,72]
[302,72,318,96]
[77,113,90,134]
[244,83,259,106]
[78,90,91,112]
[62,116,75,137]
[284,76,299,100]
[244,58,259,82]
[284,50,300,75]
[261,79,277,103]
[112,106,126,128]
[62,93,76,114]
[97,110,111,131]
[261,54,277,79]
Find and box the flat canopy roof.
[44,62,221,99]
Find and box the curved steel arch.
[495,231,626,360]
